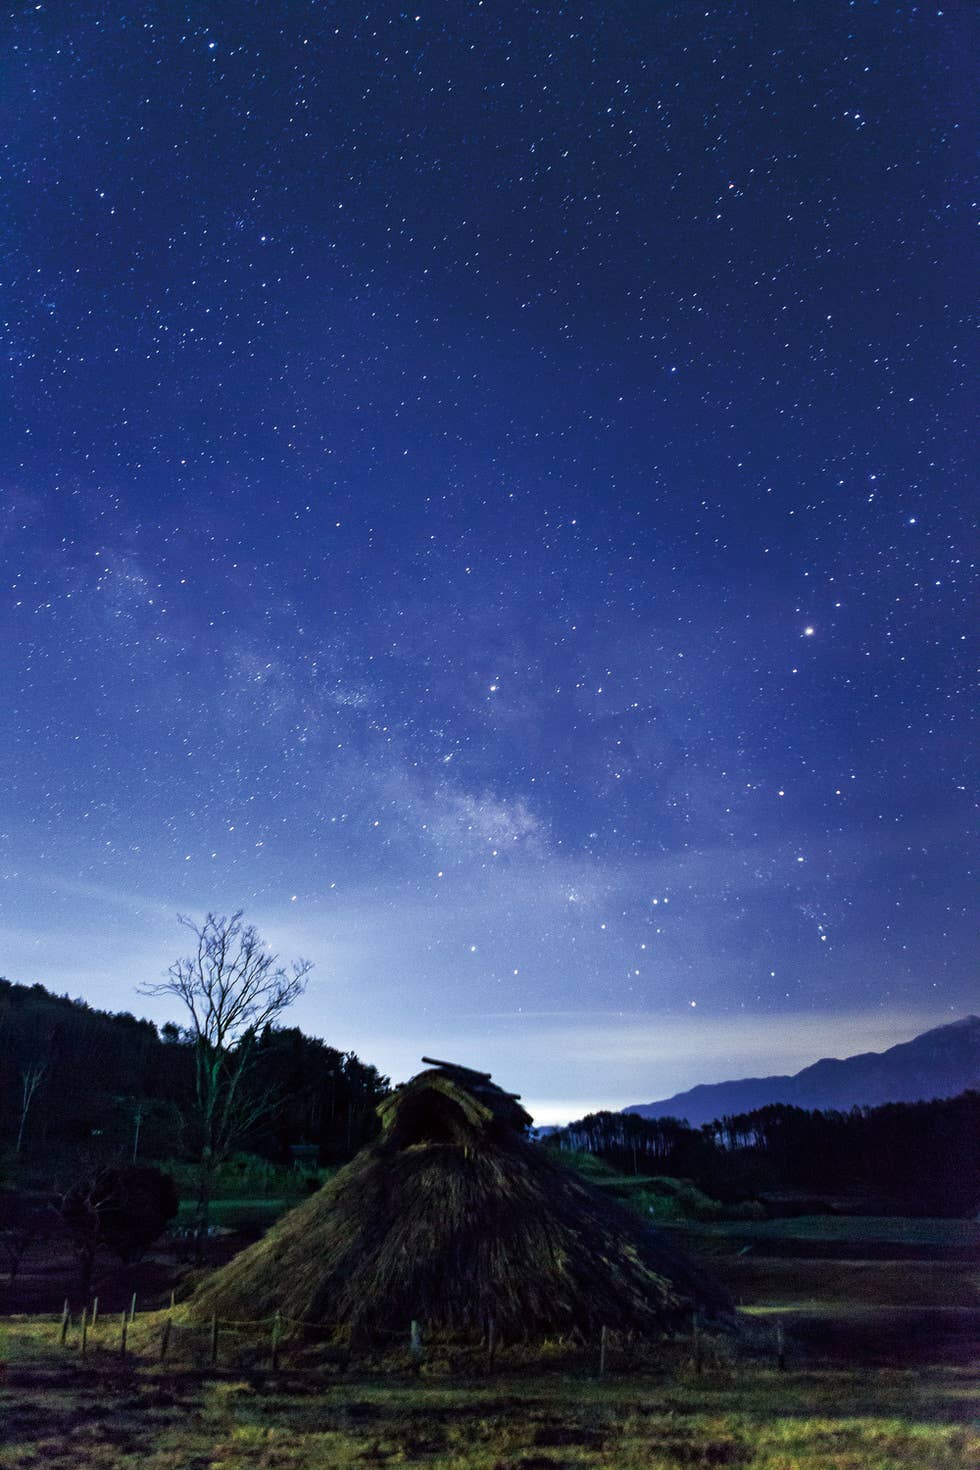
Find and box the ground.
[1,1211,977,1468]
[0,1327,975,1469]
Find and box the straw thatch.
[190,1060,731,1338]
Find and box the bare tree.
[130,1097,146,1164]
[15,1059,47,1156]
[61,1165,179,1299]
[140,911,312,1245]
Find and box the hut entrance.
[391,1089,473,1147]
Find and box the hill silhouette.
[0,975,388,1166]
[624,1016,980,1127]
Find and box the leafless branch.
[138,911,312,1241]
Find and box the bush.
[728,1199,767,1221]
[62,1165,179,1265]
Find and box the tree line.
[0,974,389,1181]
[546,1090,980,1217]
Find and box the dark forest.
[0,976,389,1184]
[4,975,976,1220]
[547,1094,980,1219]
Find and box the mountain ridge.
[622,1015,980,1126]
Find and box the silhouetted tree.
[546,1090,980,1218]
[140,912,312,1247]
[62,1165,179,1297]
[15,1057,46,1155]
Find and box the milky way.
[1,4,974,1119]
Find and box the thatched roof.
[376,1058,533,1145]
[191,1060,731,1338]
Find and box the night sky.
[2,3,974,1122]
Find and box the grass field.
[0,1318,976,1469]
[174,1197,299,1233]
[668,1216,980,1251]
[2,1210,977,1468]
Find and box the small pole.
[129,1292,137,1324]
[160,1317,172,1363]
[210,1312,219,1368]
[692,1310,703,1376]
[169,1288,176,1311]
[91,1296,99,1330]
[599,1325,608,1377]
[486,1315,497,1373]
[120,1310,128,1359]
[60,1300,70,1347]
[409,1319,423,1373]
[776,1317,786,1372]
[271,1311,281,1371]
[80,1306,88,1359]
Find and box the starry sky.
[1,3,975,1123]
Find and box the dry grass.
[719,1257,979,1310]
[3,1195,977,1469]
[190,1138,731,1338]
[0,1316,976,1470]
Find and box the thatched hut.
[190,1059,731,1338]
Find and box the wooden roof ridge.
[421,1056,493,1079]
[419,1057,523,1099]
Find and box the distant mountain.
[623,1016,980,1127]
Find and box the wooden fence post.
[410,1319,423,1372]
[599,1325,608,1377]
[692,1310,703,1376]
[60,1300,70,1347]
[776,1318,786,1371]
[91,1296,99,1330]
[160,1316,172,1363]
[271,1311,281,1371]
[129,1292,137,1324]
[486,1315,497,1373]
[120,1310,128,1359]
[210,1313,219,1368]
[80,1306,88,1359]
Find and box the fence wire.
[46,1304,743,1378]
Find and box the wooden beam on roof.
[421,1056,493,1080]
